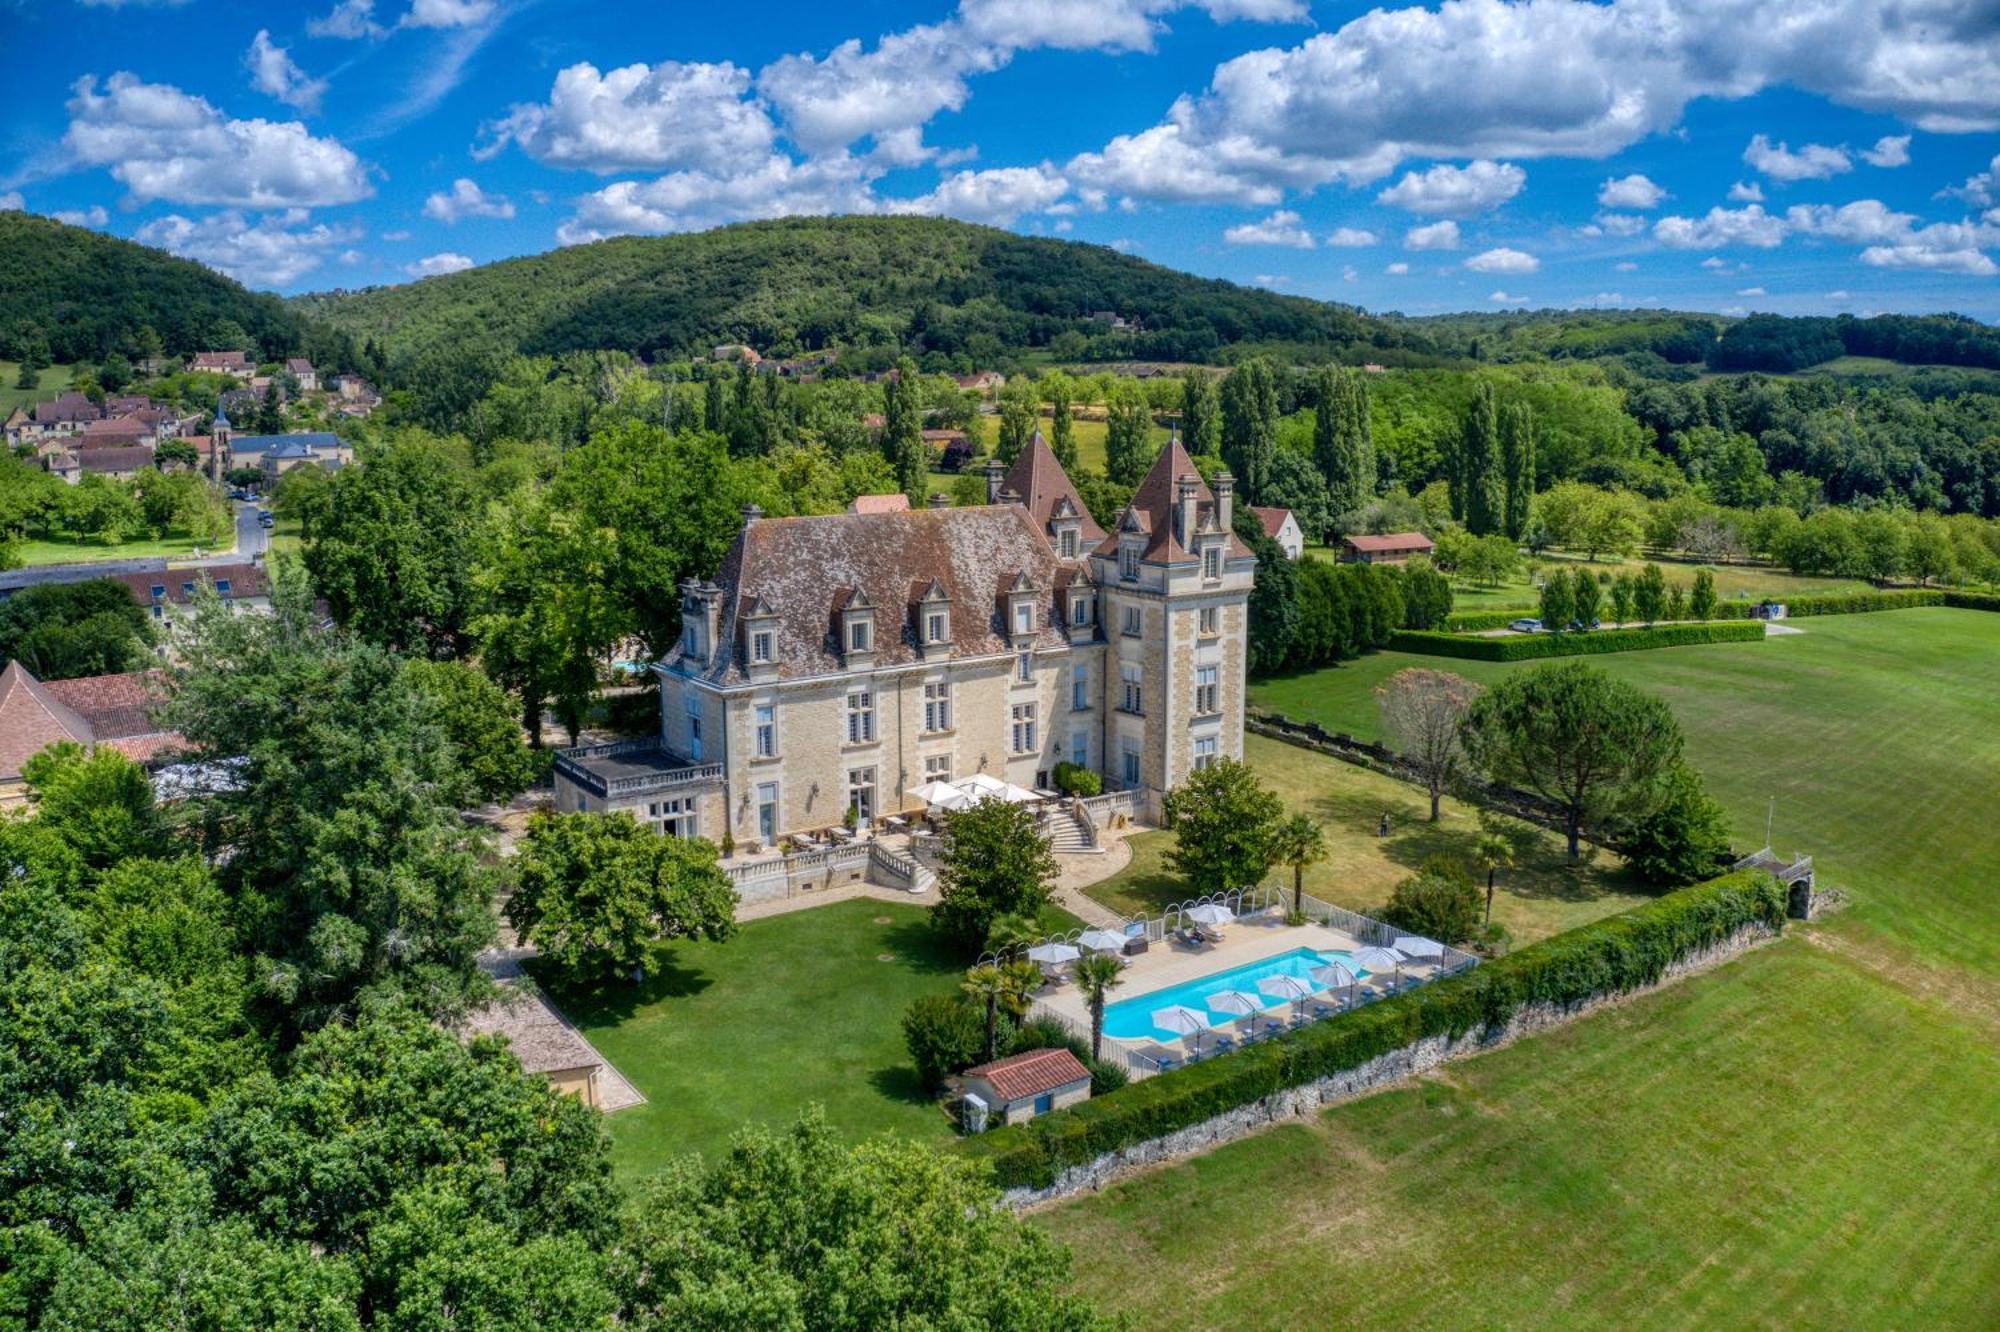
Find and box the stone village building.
[554,434,1254,851]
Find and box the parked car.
[1568,618,1603,631]
[1508,618,1543,633]
[257,510,275,529]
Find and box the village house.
[554,432,1254,848]
[284,358,319,392]
[220,430,349,476]
[954,371,1006,393]
[77,416,154,449]
[0,662,181,807]
[76,446,154,483]
[110,563,269,629]
[1251,505,1305,560]
[190,350,254,380]
[1339,532,1436,565]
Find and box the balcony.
[554,738,723,799]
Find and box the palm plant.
[1474,820,1518,926]
[1073,953,1125,1060]
[1271,813,1327,916]
[999,958,1043,1022]
[961,965,1010,1061]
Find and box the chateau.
[554,433,1254,849]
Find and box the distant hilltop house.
[189,350,255,380]
[0,662,182,807]
[283,358,318,392]
[955,371,1006,392]
[1251,506,1305,560]
[1339,532,1435,565]
[554,429,1253,852]
[711,343,762,365]
[1086,310,1137,331]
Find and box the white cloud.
[480,61,776,175]
[1325,226,1378,246]
[63,73,372,208]
[1385,261,1410,274]
[1376,160,1524,215]
[1465,246,1539,273]
[1784,199,1917,244]
[760,23,1001,160]
[51,205,110,227]
[403,0,494,29]
[1743,134,1850,182]
[422,176,514,223]
[136,209,359,287]
[338,248,364,265]
[1653,205,1786,249]
[1107,236,1139,252]
[246,30,327,114]
[381,228,411,241]
[0,193,22,210]
[1737,285,1766,295]
[1727,180,1764,202]
[1942,153,2000,207]
[959,1,1309,56]
[1223,208,1315,247]
[1065,122,1300,206]
[1860,243,1997,275]
[1403,219,1459,250]
[892,164,1069,225]
[1700,256,1731,269]
[1614,261,1638,271]
[1487,290,1529,303]
[308,1,383,39]
[558,153,880,244]
[1861,134,1911,168]
[405,251,476,276]
[1590,212,1647,237]
[1597,173,1665,209]
[1250,273,1290,288]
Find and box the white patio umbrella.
[1151,1004,1210,1050]
[1026,942,1080,966]
[953,773,1039,804]
[1310,961,1359,1010]
[1186,902,1235,927]
[1394,935,1446,960]
[906,780,970,811]
[1257,972,1315,1027]
[1206,989,1261,1017]
[1077,928,1127,953]
[1351,945,1407,992]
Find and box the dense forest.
[0,212,359,371]
[291,216,1437,370]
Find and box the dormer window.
[916,579,952,659]
[839,587,876,665]
[1060,529,1077,558]
[1203,545,1221,580]
[1119,543,1140,581]
[1013,601,1035,636]
[849,619,872,652]
[1071,595,1092,627]
[926,611,947,643]
[751,630,772,662]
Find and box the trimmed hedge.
[1442,608,1533,633]
[1709,588,1943,618]
[958,871,1786,1191]
[1943,590,2000,612]
[1388,621,1765,661]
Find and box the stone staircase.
[1044,804,1100,855]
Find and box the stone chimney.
[740,502,763,530]
[927,492,950,509]
[984,457,1006,504]
[1212,470,1235,536]
[1175,475,1199,547]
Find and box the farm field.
[1041,607,2000,1325]
[0,362,75,414]
[1085,732,1650,947]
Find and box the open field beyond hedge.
[1041,608,2000,1325]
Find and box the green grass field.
[0,362,76,415]
[1087,732,1649,947]
[15,532,223,565]
[1041,608,2000,1325]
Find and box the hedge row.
[958,871,1786,1191]
[1708,588,1944,618]
[1388,621,1766,660]
[1441,608,1530,633]
[1942,589,2000,612]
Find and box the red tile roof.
[110,563,267,607]
[963,1047,1090,1102]
[0,664,178,780]
[847,493,910,514]
[1251,506,1295,539]
[1343,532,1434,553]
[1101,436,1253,564]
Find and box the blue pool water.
[1100,947,1372,1043]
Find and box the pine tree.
[702,376,725,434]
[882,358,927,497]
[1461,382,1504,536]
[1314,365,1374,518]
[1104,380,1152,486]
[1220,357,1277,503]
[1180,366,1220,458]
[1499,400,1535,539]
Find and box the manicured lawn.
[1041,607,2000,1325]
[1086,733,1649,946]
[0,362,74,415]
[1040,934,2000,1328]
[16,532,223,565]
[539,899,966,1176]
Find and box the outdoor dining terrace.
[1010,886,1480,1080]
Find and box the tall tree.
[995,376,1038,466]
[1269,813,1327,916]
[1103,379,1153,485]
[1313,365,1374,517]
[1499,399,1535,539]
[931,799,1057,953]
[1179,366,1220,458]
[1219,357,1277,503]
[1073,952,1124,1061]
[1462,662,1685,858]
[1460,382,1504,536]
[882,358,928,497]
[1043,372,1078,470]
[402,658,544,807]
[1163,757,1283,894]
[1376,668,1481,821]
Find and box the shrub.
[1052,762,1102,797]
[1622,761,1734,886]
[957,871,1786,1190]
[1010,1018,1128,1095]
[1709,589,1943,619]
[1381,859,1482,944]
[1441,609,1527,633]
[903,993,992,1094]
[1387,621,1764,661]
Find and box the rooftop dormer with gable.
[1094,435,1253,582]
[997,430,1105,557]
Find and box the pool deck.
[1037,915,1374,1045]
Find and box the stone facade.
[558,434,1254,848]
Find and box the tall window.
[1121,605,1142,637]
[1122,741,1141,788]
[1070,729,1088,768]
[1120,544,1139,580]
[926,611,947,644]
[1192,736,1218,771]
[1071,662,1089,711]
[1014,601,1035,635]
[751,630,773,662]
[1060,529,1077,558]
[754,704,776,758]
[1011,702,1038,754]
[1199,606,1219,636]
[685,696,703,761]
[923,681,951,733]
[1071,595,1091,627]
[1120,662,1143,715]
[1017,652,1034,683]
[756,782,779,844]
[1195,664,1219,716]
[846,688,875,743]
[847,767,876,822]
[1203,546,1221,580]
[848,618,871,652]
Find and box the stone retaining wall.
[1004,918,1779,1210]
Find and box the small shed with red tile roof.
[961,1047,1092,1126]
[1339,531,1435,564]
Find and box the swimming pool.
[1100,946,1373,1043]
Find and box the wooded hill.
[290,215,1437,370]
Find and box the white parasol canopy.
[906,781,971,811]
[1077,928,1128,953]
[1186,902,1235,927]
[1310,962,1358,990]
[1394,935,1446,959]
[1350,946,1405,973]
[1151,1005,1210,1037]
[1025,942,1080,966]
[953,773,1042,805]
[1257,973,1314,1003]
[1206,989,1262,1017]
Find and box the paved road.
[231,500,268,560]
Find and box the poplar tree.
[1314,365,1375,518]
[995,377,1037,465]
[1220,357,1277,503]
[1103,379,1153,485]
[1461,381,1504,536]
[1499,399,1536,539]
[882,358,927,497]
[1180,366,1221,458]
[1044,372,1078,469]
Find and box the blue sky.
[5,0,1999,320]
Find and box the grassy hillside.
[292,215,1435,368]
[0,212,330,365]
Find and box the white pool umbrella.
[1186,902,1235,927]
[1026,942,1080,966]
[1206,989,1261,1017]
[1351,945,1407,991]
[1394,935,1446,960]
[1077,928,1127,953]
[907,781,969,810]
[1257,974,1313,1002]
[1151,1005,1209,1039]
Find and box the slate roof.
[461,987,605,1076]
[1099,436,1253,564]
[33,393,100,425]
[225,431,341,457]
[673,505,1080,685]
[1002,430,1106,546]
[963,1047,1090,1102]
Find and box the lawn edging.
[1389,621,1764,660]
[958,871,1786,1206]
